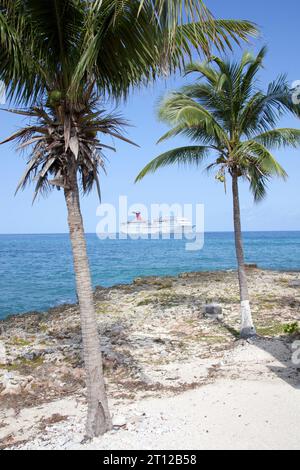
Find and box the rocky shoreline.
[0,268,300,449]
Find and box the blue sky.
[0,0,300,234]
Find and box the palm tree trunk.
[64,170,112,438]
[231,172,256,338]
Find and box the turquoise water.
[0,232,300,320]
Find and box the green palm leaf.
[234,140,288,179]
[246,162,270,202]
[253,128,300,149]
[135,146,209,182]
[157,93,230,147]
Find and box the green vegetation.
[137,298,155,307]
[9,337,34,347]
[256,322,299,337]
[39,324,49,333]
[283,322,299,335]
[0,356,44,372]
[257,323,286,337]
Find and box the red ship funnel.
[133,212,142,221]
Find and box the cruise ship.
[121,212,194,236]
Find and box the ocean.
[0,231,299,320]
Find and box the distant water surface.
[0,232,299,319]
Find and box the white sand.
[85,379,300,451]
[3,339,300,450]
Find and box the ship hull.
[121,220,194,236]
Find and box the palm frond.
[238,75,290,137]
[177,19,258,58]
[239,46,266,100]
[246,162,270,202]
[157,92,230,147]
[2,94,133,201]
[234,140,288,179]
[185,61,218,84]
[253,128,300,149]
[135,145,210,182]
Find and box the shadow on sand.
[221,321,300,389]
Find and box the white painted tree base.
[240,300,256,338]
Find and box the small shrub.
[137,298,154,307]
[283,322,299,335]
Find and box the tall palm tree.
[136,48,300,338]
[0,0,258,437]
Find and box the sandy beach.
[0,268,300,450]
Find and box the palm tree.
[0,0,258,437]
[136,48,300,338]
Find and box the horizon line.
[0,230,300,236]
